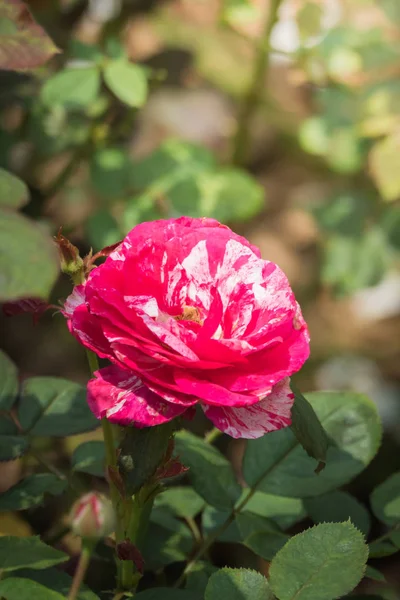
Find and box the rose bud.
[70,492,115,539]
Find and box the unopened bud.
[70,492,115,539]
[54,230,84,280]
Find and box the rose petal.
[202,377,294,439]
[87,365,189,426]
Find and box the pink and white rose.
[64,217,310,439]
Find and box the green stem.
[231,0,283,165]
[67,540,94,600]
[84,350,125,588]
[204,428,223,444]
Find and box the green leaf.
[154,486,204,518]
[18,377,98,436]
[290,384,329,472]
[370,472,400,526]
[0,209,59,301]
[185,562,218,595]
[16,568,100,599]
[0,168,29,209]
[175,430,242,511]
[86,210,122,251]
[205,568,273,600]
[0,578,65,600]
[202,506,242,543]
[90,148,132,199]
[0,350,18,411]
[237,512,289,560]
[143,508,193,569]
[365,565,386,582]
[0,0,59,71]
[369,539,398,558]
[243,391,381,498]
[305,491,371,536]
[242,491,306,530]
[41,67,101,109]
[0,473,67,511]
[71,441,105,477]
[118,423,174,494]
[135,590,200,600]
[103,60,148,108]
[312,191,374,238]
[297,2,323,40]
[0,536,68,572]
[269,522,369,600]
[0,435,29,461]
[370,134,400,201]
[380,0,400,22]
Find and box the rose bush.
[64,217,310,438]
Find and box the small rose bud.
[54,230,84,280]
[70,492,115,539]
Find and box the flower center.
[174,305,203,325]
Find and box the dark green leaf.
[202,506,241,543]
[0,578,64,599]
[0,209,59,301]
[0,350,18,411]
[0,536,68,571]
[118,423,174,494]
[290,384,329,472]
[135,590,200,600]
[242,490,305,530]
[237,512,289,560]
[41,67,100,109]
[154,486,204,518]
[18,377,98,436]
[90,148,132,199]
[243,392,381,498]
[86,210,122,251]
[365,565,386,582]
[305,491,371,536]
[175,430,242,511]
[0,0,59,71]
[269,522,369,600]
[185,562,218,595]
[142,508,193,569]
[370,472,400,526]
[369,539,398,558]
[0,168,29,209]
[0,435,29,461]
[0,473,67,511]
[205,568,273,600]
[103,60,148,107]
[71,441,105,477]
[16,568,100,599]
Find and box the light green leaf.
[16,568,100,599]
[154,486,204,519]
[205,568,273,600]
[18,377,98,436]
[305,491,371,536]
[370,472,400,526]
[243,392,381,498]
[0,536,68,572]
[103,60,148,108]
[71,441,105,477]
[243,490,305,530]
[0,473,67,511]
[269,522,369,600]
[298,117,330,156]
[0,209,59,301]
[175,430,242,511]
[135,590,200,600]
[41,67,100,109]
[0,435,29,462]
[0,168,29,209]
[297,2,323,40]
[380,0,400,22]
[237,512,289,560]
[0,578,64,600]
[370,134,400,201]
[290,384,329,472]
[0,350,18,411]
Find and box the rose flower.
[64,217,310,439]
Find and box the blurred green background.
[1,0,400,595]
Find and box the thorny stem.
[231,0,283,165]
[67,539,94,600]
[84,349,125,588]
